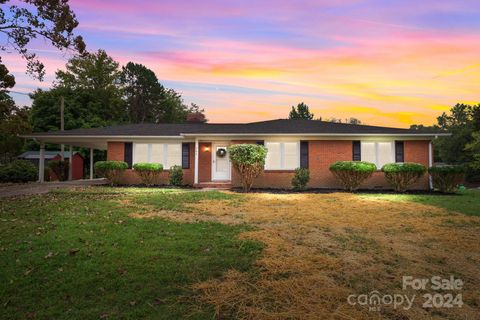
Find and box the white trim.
[181,133,451,137]
[23,133,451,139]
[194,138,199,184]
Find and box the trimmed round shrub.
[169,165,183,186]
[292,167,310,191]
[329,161,376,191]
[228,144,267,192]
[94,161,128,185]
[48,159,69,181]
[133,163,163,186]
[382,163,427,192]
[429,165,466,193]
[0,160,38,183]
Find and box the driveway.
[0,179,108,198]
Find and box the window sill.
[264,169,296,173]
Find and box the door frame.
[211,143,231,181]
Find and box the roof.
[23,119,447,137]
[18,151,79,159]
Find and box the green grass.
[0,188,260,320]
[358,189,480,216]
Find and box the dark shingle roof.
[26,119,444,137]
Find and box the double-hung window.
[133,143,182,169]
[360,141,395,168]
[265,141,299,170]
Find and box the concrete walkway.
[0,179,108,199]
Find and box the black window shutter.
[395,141,404,163]
[124,142,133,168]
[182,143,190,169]
[300,141,309,168]
[256,140,264,145]
[352,141,361,161]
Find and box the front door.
[212,144,231,181]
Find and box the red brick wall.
[231,139,431,190]
[105,142,195,185]
[107,142,124,161]
[106,139,431,189]
[403,140,430,189]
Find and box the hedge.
[429,165,466,193]
[169,165,183,186]
[329,161,376,191]
[133,163,163,186]
[292,167,310,191]
[382,163,426,192]
[228,144,267,192]
[94,161,128,185]
[0,160,38,183]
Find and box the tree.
[120,62,165,123]
[289,102,314,120]
[0,0,85,80]
[410,103,480,181]
[30,50,125,132]
[0,63,31,163]
[186,103,207,123]
[228,144,267,192]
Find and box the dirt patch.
[133,192,480,319]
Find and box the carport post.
[68,145,73,180]
[89,148,94,180]
[38,142,45,183]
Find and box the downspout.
[428,137,436,190]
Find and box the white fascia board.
[180,133,450,137]
[21,135,184,139]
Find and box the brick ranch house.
[24,119,448,190]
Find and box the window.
[133,143,182,169]
[265,142,299,170]
[360,141,395,168]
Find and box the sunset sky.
[5,0,480,127]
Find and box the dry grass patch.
[173,192,480,320]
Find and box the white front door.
[212,145,231,181]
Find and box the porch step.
[194,181,232,189]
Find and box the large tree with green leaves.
[120,62,165,123]
[289,102,314,120]
[411,103,480,181]
[0,62,31,162]
[30,50,125,132]
[0,0,85,81]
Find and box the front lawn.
[0,189,261,319]
[359,189,480,216]
[1,187,479,319]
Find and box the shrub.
[228,144,267,192]
[329,161,376,191]
[48,159,69,181]
[429,165,466,193]
[94,161,128,185]
[133,163,163,186]
[292,167,310,191]
[169,165,183,186]
[0,160,38,183]
[382,163,427,192]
